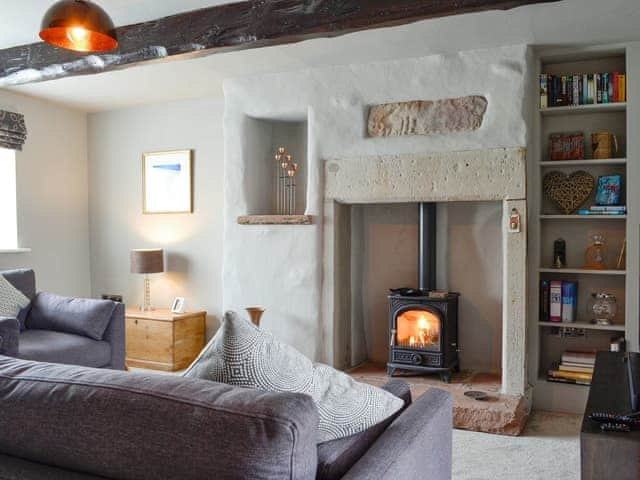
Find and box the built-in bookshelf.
[529,45,639,413]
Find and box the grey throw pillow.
[28,292,116,341]
[0,275,30,320]
[183,311,403,443]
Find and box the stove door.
[394,307,442,352]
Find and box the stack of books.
[547,351,596,385]
[540,280,577,323]
[578,206,626,216]
[540,73,626,108]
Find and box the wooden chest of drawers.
[125,309,206,372]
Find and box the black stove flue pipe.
[419,202,437,292]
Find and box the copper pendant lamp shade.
[39,0,118,52]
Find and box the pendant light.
[39,0,117,52]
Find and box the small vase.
[245,307,265,327]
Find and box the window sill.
[0,248,31,254]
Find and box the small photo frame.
[143,150,193,214]
[171,297,186,314]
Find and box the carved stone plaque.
[367,96,488,137]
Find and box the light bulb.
[67,27,89,49]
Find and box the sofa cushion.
[0,356,318,480]
[316,380,411,480]
[0,275,30,328]
[28,293,116,341]
[1,269,35,331]
[18,330,111,368]
[183,311,404,443]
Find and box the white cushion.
[183,311,403,443]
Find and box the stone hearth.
[349,364,528,436]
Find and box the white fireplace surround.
[222,44,531,398]
[323,148,527,395]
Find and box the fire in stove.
[396,310,440,350]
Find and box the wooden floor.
[348,363,528,435]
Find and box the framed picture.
[143,150,192,214]
[171,297,186,314]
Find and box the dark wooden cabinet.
[581,352,640,480]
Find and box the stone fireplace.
[323,147,527,395]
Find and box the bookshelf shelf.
[539,158,627,167]
[538,268,626,276]
[539,214,627,220]
[539,102,626,116]
[538,321,626,332]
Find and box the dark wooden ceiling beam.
[0,0,560,87]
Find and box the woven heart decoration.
[543,170,595,215]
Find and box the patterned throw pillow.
[183,311,403,443]
[0,275,30,319]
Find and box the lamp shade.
[39,0,118,52]
[130,249,164,274]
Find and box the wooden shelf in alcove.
[538,321,625,332]
[237,215,313,225]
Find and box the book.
[550,280,562,322]
[548,369,593,382]
[562,351,596,365]
[558,363,594,374]
[602,73,609,103]
[613,72,619,102]
[578,209,625,216]
[561,361,596,368]
[587,75,595,104]
[547,376,591,386]
[540,280,550,321]
[540,74,548,109]
[619,74,626,102]
[595,74,601,103]
[590,205,627,212]
[561,282,577,323]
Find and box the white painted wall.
[0,91,91,297]
[224,45,529,363]
[87,98,225,336]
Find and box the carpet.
[453,410,582,480]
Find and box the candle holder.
[273,146,298,215]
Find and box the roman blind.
[0,110,27,151]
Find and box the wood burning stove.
[387,203,460,382]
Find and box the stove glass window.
[396,309,440,350]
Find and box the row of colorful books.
[547,351,595,386]
[540,280,577,323]
[578,205,627,216]
[540,73,626,108]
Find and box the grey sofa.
[0,355,452,480]
[0,269,125,370]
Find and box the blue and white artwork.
[143,150,192,213]
[595,175,622,206]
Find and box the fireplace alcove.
[343,201,501,382]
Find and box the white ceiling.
[3,0,640,112]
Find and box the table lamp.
[130,248,164,311]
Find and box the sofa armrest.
[0,317,20,357]
[102,302,125,370]
[342,388,452,480]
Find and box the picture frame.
[143,150,193,214]
[171,297,186,314]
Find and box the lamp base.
[140,275,153,312]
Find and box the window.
[0,148,18,250]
